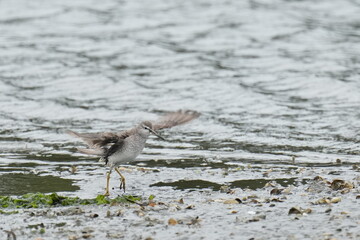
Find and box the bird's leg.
[104,170,112,196]
[115,167,126,192]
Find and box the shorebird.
[67,110,200,196]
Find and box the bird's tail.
[77,148,104,156]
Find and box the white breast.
[107,134,147,167]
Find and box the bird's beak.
[149,128,165,140]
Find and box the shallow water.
[1,0,360,195]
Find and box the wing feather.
[66,129,132,149]
[67,110,199,157]
[152,110,200,130]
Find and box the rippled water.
[1,0,360,195]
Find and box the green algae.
[0,193,141,209]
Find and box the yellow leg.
[104,171,111,196]
[115,167,126,192]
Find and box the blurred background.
[0,0,360,195]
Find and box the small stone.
[82,234,92,239]
[235,198,242,203]
[314,176,325,181]
[303,208,312,214]
[321,199,330,204]
[340,189,351,194]
[148,202,156,207]
[168,218,177,225]
[264,182,276,188]
[270,188,282,195]
[134,210,145,217]
[220,185,231,193]
[224,199,241,204]
[289,207,302,215]
[289,207,301,215]
[330,197,341,203]
[282,188,292,195]
[288,207,311,215]
[331,179,353,190]
[246,215,266,223]
[249,199,260,204]
[115,210,123,216]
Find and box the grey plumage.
[67,110,199,161]
[66,110,200,195]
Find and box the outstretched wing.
[152,110,200,131]
[66,129,132,149]
[67,110,199,156]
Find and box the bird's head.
[138,121,165,140]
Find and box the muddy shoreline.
[1,163,359,240]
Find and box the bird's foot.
[119,177,126,192]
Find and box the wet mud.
[1,162,359,239]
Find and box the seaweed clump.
[0,193,141,209]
